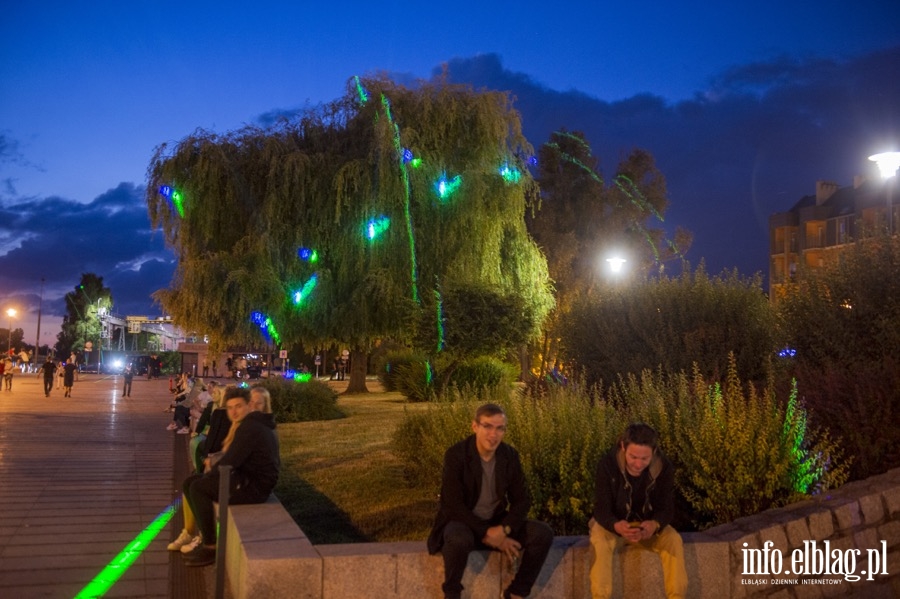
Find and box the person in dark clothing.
[180,386,280,567]
[122,364,134,397]
[427,403,553,599]
[63,361,77,397]
[40,357,56,397]
[589,423,687,599]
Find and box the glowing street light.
[868,151,900,236]
[606,256,627,274]
[6,307,17,355]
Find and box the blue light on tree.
[298,247,318,263]
[158,185,184,218]
[293,274,318,306]
[250,311,281,345]
[435,175,461,199]
[366,216,390,241]
[499,164,521,183]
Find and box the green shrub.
[609,355,849,528]
[378,350,440,402]
[393,356,849,532]
[448,356,517,396]
[257,377,344,423]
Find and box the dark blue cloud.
[0,182,174,318]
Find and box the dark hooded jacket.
[592,444,675,534]
[214,411,280,497]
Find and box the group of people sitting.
[160,380,685,597]
[165,379,280,567]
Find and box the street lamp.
[868,151,900,236]
[6,308,16,356]
[606,256,627,274]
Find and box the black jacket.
[426,435,531,554]
[592,445,675,534]
[215,411,280,497]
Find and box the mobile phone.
[628,522,642,528]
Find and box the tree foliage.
[563,264,776,388]
[146,77,553,390]
[526,130,692,376]
[55,273,112,360]
[777,234,900,478]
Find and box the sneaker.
[177,427,190,434]
[180,535,202,554]
[166,422,178,431]
[167,529,193,551]
[183,545,216,567]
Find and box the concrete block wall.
[223,468,900,598]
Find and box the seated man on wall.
[589,423,688,599]
[180,385,280,567]
[427,403,553,599]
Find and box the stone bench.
[220,497,726,599]
[219,467,900,598]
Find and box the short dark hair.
[620,423,659,450]
[223,386,251,402]
[474,403,505,422]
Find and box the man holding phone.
[588,423,687,598]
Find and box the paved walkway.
[0,371,208,598]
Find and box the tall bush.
[778,234,900,479]
[393,357,848,532]
[614,356,849,527]
[564,264,776,388]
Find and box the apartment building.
[768,177,896,300]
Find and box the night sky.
[2,1,899,344]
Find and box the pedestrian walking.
[41,356,56,397]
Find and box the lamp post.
[6,307,16,356]
[869,151,900,237]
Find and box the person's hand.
[638,520,660,540]
[614,520,643,543]
[482,525,507,548]
[496,536,522,560]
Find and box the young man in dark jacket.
[427,403,553,599]
[589,423,687,598]
[181,386,280,566]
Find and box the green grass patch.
[275,391,438,544]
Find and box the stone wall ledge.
[221,467,900,598]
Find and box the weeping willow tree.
[146,76,554,392]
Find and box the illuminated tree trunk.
[344,346,369,394]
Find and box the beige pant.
[589,518,688,599]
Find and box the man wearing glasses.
[427,403,553,599]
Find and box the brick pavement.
[0,370,208,598]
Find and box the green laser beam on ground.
[73,500,179,599]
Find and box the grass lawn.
[275,388,438,544]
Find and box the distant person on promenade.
[427,403,553,599]
[589,423,687,599]
[40,356,56,397]
[122,364,134,397]
[3,356,14,390]
[63,360,77,396]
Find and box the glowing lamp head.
[606,256,627,273]
[869,152,900,179]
